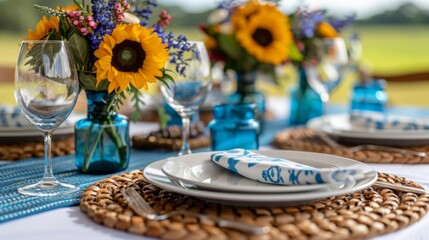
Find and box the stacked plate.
[0,113,83,141]
[144,150,377,206]
[308,113,429,146]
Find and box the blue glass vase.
[289,66,323,125]
[226,71,265,130]
[209,103,259,150]
[75,90,130,174]
[350,79,388,113]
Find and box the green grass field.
[1,25,429,107]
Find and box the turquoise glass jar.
[350,79,388,113]
[75,90,130,174]
[209,103,260,151]
[225,71,265,131]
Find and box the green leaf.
[73,0,86,11]
[68,33,89,69]
[217,34,244,61]
[79,72,109,91]
[289,42,304,62]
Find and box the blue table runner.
[0,119,286,223]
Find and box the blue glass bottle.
[350,79,388,113]
[225,71,265,131]
[209,103,259,151]
[289,66,323,125]
[75,91,130,174]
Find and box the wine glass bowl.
[160,41,212,156]
[14,40,79,196]
[306,37,348,105]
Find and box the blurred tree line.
[0,1,428,34]
[357,3,429,25]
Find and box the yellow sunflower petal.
[108,80,119,93]
[317,22,338,38]
[111,24,128,43]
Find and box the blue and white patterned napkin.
[350,111,429,131]
[0,106,32,128]
[210,149,358,185]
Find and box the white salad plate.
[161,155,331,193]
[0,113,83,141]
[144,150,377,206]
[307,114,429,146]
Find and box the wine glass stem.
[321,93,330,115]
[40,131,57,184]
[179,115,192,156]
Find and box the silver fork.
[121,187,269,235]
[318,132,427,157]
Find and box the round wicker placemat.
[0,136,75,161]
[81,170,429,240]
[273,128,429,164]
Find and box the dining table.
[2,97,429,240]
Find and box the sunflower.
[26,16,59,40]
[231,0,277,31]
[316,22,338,38]
[94,24,169,93]
[236,8,292,65]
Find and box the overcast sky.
[158,0,429,19]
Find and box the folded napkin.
[350,111,429,131]
[210,149,358,185]
[0,106,32,128]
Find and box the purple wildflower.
[217,0,240,10]
[298,10,325,38]
[88,0,116,52]
[129,0,157,26]
[329,14,355,32]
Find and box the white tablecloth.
[2,98,429,240]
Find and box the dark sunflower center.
[252,28,273,47]
[111,40,146,72]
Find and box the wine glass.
[160,41,212,156]
[15,40,79,196]
[305,37,348,113]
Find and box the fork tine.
[123,188,269,234]
[127,187,156,214]
[125,188,147,211]
[123,188,151,217]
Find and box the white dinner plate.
[307,114,429,146]
[144,150,377,206]
[161,155,332,193]
[0,113,84,141]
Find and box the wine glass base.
[18,181,79,197]
[178,149,192,156]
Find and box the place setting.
[0,105,80,141]
[80,147,429,239]
[273,106,429,164]
[144,148,377,205]
[307,112,429,146]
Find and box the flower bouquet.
[26,0,192,173]
[200,0,292,125]
[287,9,354,124]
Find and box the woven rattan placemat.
[0,136,75,161]
[81,170,429,239]
[273,128,429,164]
